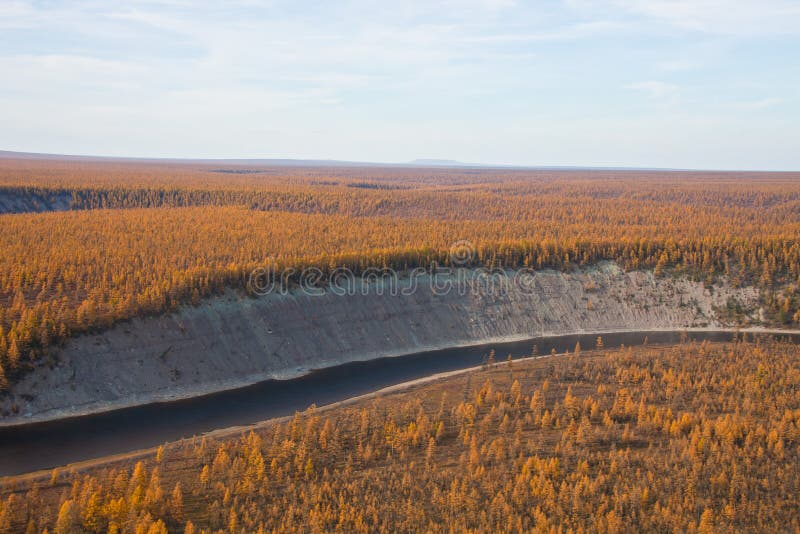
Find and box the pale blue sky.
[1,1,798,169]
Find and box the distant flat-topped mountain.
[408,158,473,166]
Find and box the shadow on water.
[0,329,792,476]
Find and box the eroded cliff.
[0,263,759,424]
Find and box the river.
[0,329,790,477]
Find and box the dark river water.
[0,329,791,477]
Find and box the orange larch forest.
[2,158,800,391]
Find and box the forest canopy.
[2,158,800,391]
[1,338,798,533]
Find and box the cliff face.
[0,189,72,213]
[0,263,759,424]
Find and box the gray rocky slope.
[0,263,759,425]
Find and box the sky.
[0,1,798,170]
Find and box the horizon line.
[0,149,797,174]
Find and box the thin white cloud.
[464,20,624,42]
[739,98,784,110]
[565,0,800,35]
[0,54,147,92]
[657,60,700,72]
[0,0,37,28]
[625,81,680,99]
[613,0,800,36]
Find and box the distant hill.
[407,159,476,167]
[0,149,782,172]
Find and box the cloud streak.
[625,81,680,100]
